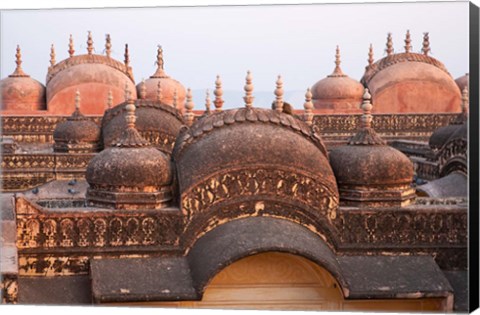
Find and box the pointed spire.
[68,34,75,57]
[74,89,81,112]
[105,34,112,57]
[10,45,27,77]
[124,44,130,67]
[367,44,374,67]
[303,88,314,126]
[274,75,284,113]
[151,45,167,78]
[347,88,386,146]
[404,30,412,53]
[204,89,211,114]
[244,71,254,108]
[139,79,147,100]
[107,90,113,109]
[185,88,195,126]
[125,98,136,129]
[173,88,178,109]
[113,96,150,148]
[156,80,162,102]
[386,33,394,56]
[332,45,344,75]
[422,32,430,56]
[461,86,469,114]
[86,31,94,55]
[50,44,56,67]
[214,75,224,112]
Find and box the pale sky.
[0,1,470,107]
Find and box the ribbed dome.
[361,32,461,113]
[329,89,415,207]
[0,46,46,111]
[46,33,137,115]
[101,99,184,155]
[86,100,173,210]
[311,47,363,113]
[136,46,186,112]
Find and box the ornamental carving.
[0,275,17,304]
[17,255,90,276]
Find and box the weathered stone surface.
[442,270,468,311]
[416,172,467,198]
[90,256,197,303]
[18,275,92,304]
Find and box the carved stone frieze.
[0,274,17,304]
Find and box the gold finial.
[386,33,394,56]
[68,34,75,57]
[461,86,469,114]
[360,88,373,129]
[422,32,430,56]
[156,45,164,70]
[124,44,130,67]
[205,89,211,114]
[185,88,195,126]
[105,34,112,57]
[11,45,26,76]
[173,88,178,109]
[368,44,374,67]
[125,98,137,130]
[214,75,224,111]
[107,90,113,109]
[404,30,412,53]
[124,81,131,102]
[87,31,94,55]
[303,88,314,126]
[140,79,147,100]
[274,75,284,113]
[74,89,81,111]
[244,71,254,108]
[50,44,56,67]
[156,80,162,102]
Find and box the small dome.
[46,33,137,115]
[455,73,469,92]
[136,46,186,112]
[311,47,363,113]
[361,32,461,113]
[101,98,184,155]
[53,91,100,153]
[0,46,46,111]
[86,99,173,210]
[329,89,415,207]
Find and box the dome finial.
[87,31,94,55]
[404,30,412,53]
[156,45,164,70]
[124,81,131,102]
[140,79,147,100]
[368,44,374,67]
[50,44,56,67]
[10,45,26,76]
[68,34,75,57]
[333,45,344,75]
[107,90,113,109]
[173,88,178,109]
[360,88,373,129]
[125,98,137,130]
[303,88,314,126]
[156,80,162,102]
[185,88,195,126]
[105,34,112,57]
[214,75,224,112]
[205,89,211,114]
[244,71,254,108]
[74,89,81,112]
[461,86,469,114]
[386,33,394,56]
[124,44,130,67]
[274,75,284,113]
[422,32,430,56]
